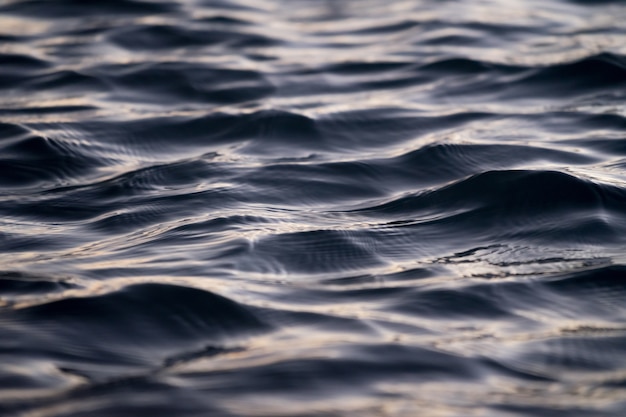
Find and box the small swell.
[0,130,104,188]
[0,53,49,71]
[0,69,107,97]
[519,53,626,91]
[318,111,493,151]
[8,283,268,369]
[470,53,626,101]
[361,170,625,215]
[546,264,626,307]
[98,63,274,105]
[0,271,79,299]
[108,25,278,50]
[355,170,626,247]
[383,286,512,319]
[390,143,595,183]
[0,0,177,17]
[419,57,523,75]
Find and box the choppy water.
[1,0,626,415]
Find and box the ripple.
[241,229,384,274]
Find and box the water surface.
[1,0,626,416]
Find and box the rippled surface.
[1,0,626,415]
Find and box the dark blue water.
[1,0,626,415]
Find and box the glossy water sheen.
[1,0,626,416]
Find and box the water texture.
[1,0,626,415]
